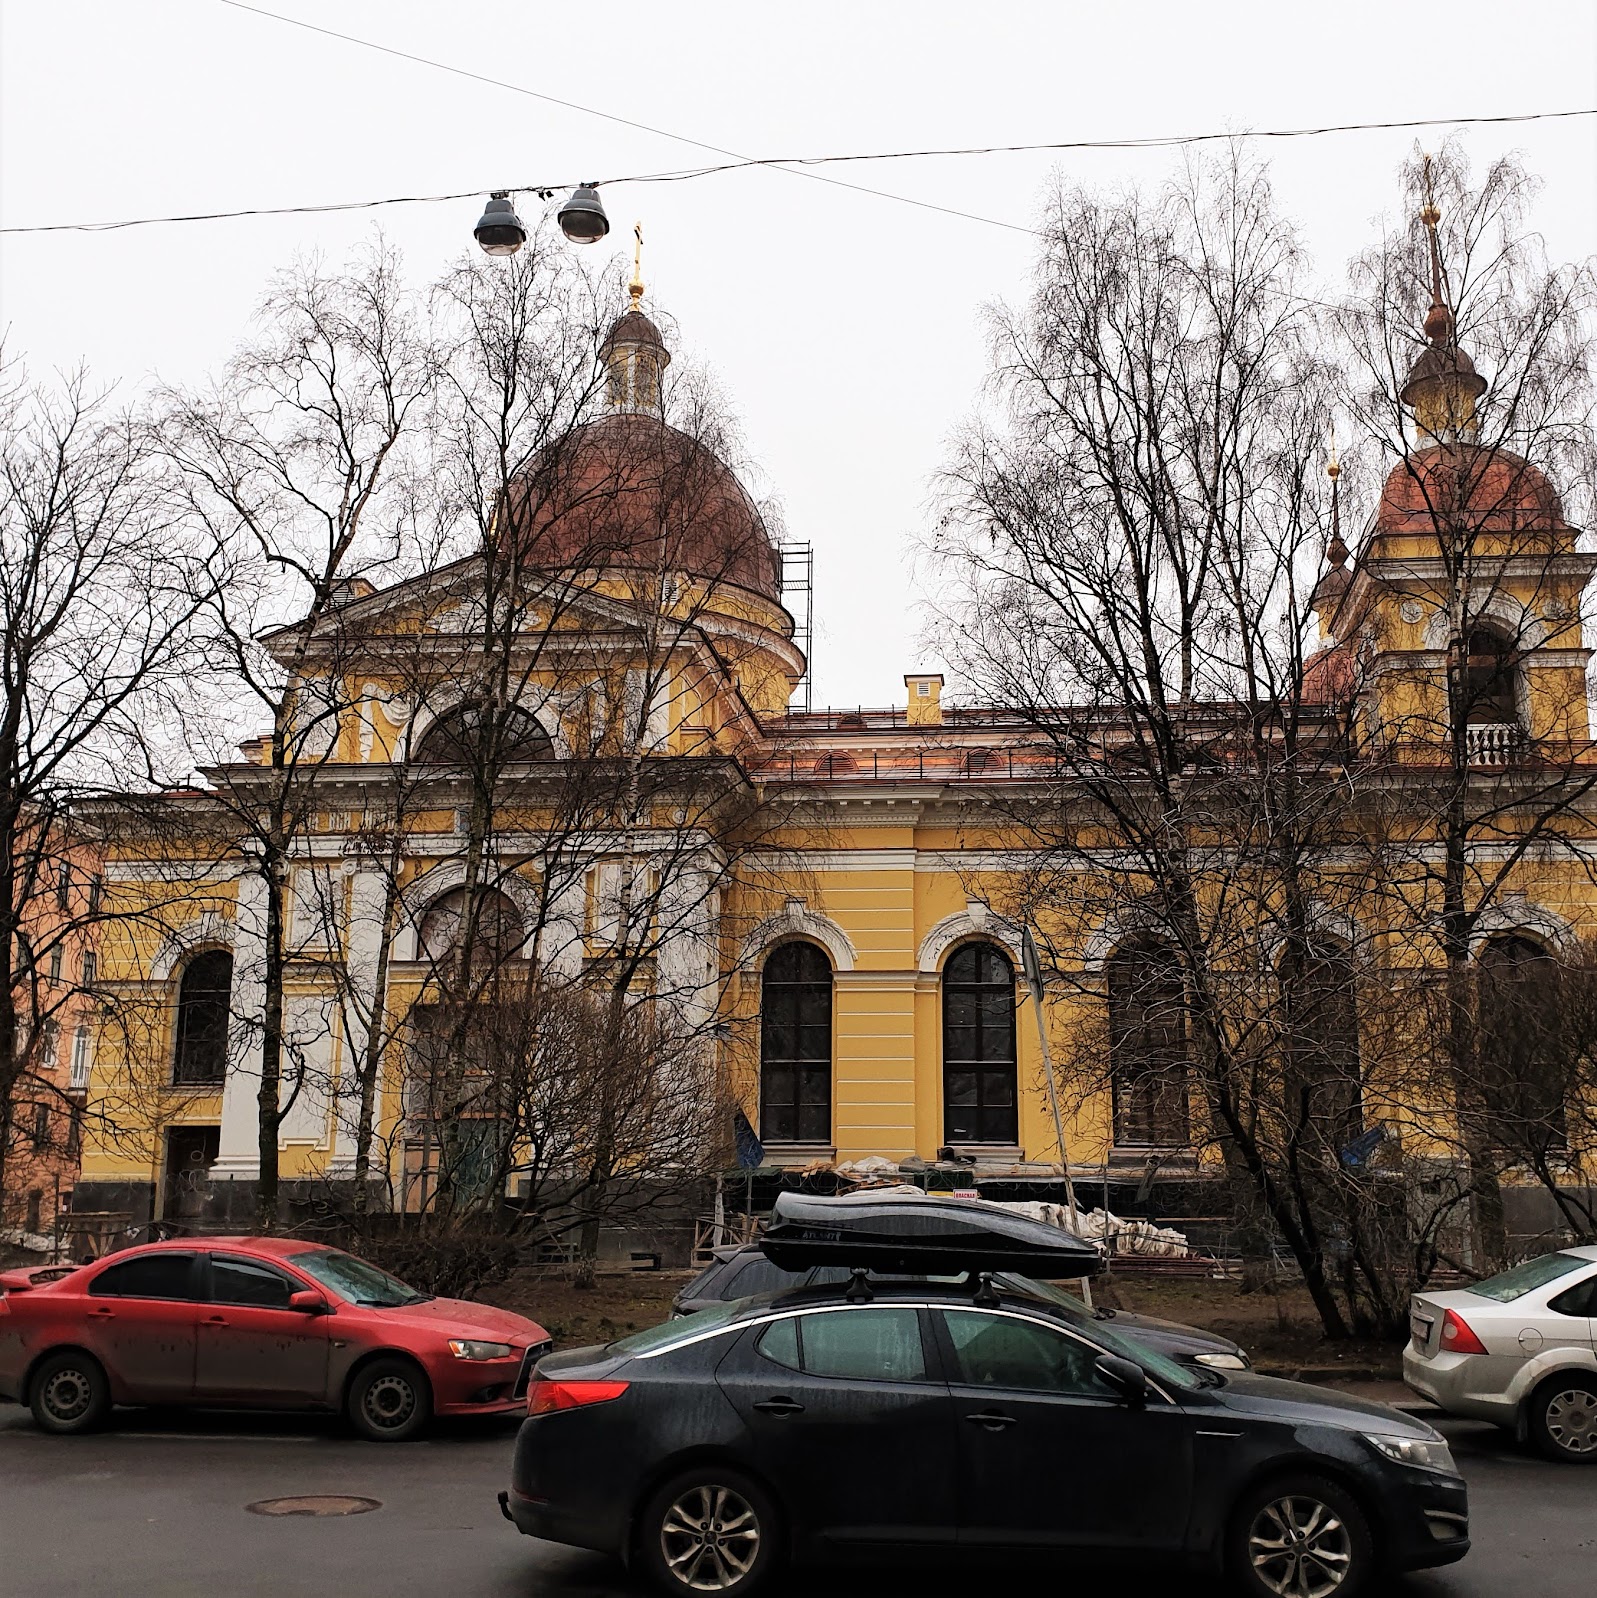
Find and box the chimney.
[904,672,944,727]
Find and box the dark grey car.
[674,1243,1252,1371]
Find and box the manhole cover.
[246,1496,382,1518]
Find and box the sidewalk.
[1299,1376,1438,1414]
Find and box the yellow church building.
[70,219,1597,1251]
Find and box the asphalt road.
[1,1403,1591,1598]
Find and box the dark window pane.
[942,941,1017,1145]
[726,1256,802,1298]
[761,942,832,1144]
[174,951,233,1086]
[757,1316,801,1369]
[91,1253,198,1301]
[210,1256,292,1308]
[943,1310,1111,1396]
[799,1308,927,1381]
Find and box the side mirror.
[1094,1353,1148,1407]
[288,1289,329,1315]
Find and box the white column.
[213,868,268,1176]
[328,863,389,1175]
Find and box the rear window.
[721,1255,805,1299]
[1469,1253,1588,1303]
[609,1299,744,1356]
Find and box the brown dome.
[600,310,667,357]
[1302,642,1356,705]
[501,413,782,599]
[1376,445,1569,539]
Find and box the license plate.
[1410,1314,1434,1348]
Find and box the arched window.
[759,942,832,1145]
[1107,939,1190,1147]
[1286,939,1362,1149]
[1477,933,1566,1150]
[417,887,524,966]
[412,702,553,765]
[173,949,233,1086]
[942,942,1017,1146]
[1464,626,1519,725]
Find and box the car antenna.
[973,1272,1002,1309]
[845,1268,873,1304]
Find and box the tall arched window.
[412,702,554,765]
[1287,939,1362,1149]
[1464,626,1520,725]
[1477,933,1566,1150]
[417,886,524,966]
[759,942,832,1145]
[1107,939,1190,1147]
[173,949,233,1086]
[942,942,1017,1146]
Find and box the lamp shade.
[473,193,526,257]
[557,183,609,244]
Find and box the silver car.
[1404,1245,1597,1462]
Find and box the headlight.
[448,1339,514,1361]
[1193,1351,1250,1371]
[1365,1433,1458,1474]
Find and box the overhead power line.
[0,0,1590,238]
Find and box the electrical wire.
[0,0,1590,238]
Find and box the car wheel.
[638,1466,778,1596]
[347,1357,432,1443]
[29,1350,111,1436]
[1528,1375,1597,1464]
[1227,1473,1374,1598]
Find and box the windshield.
[1003,1275,1199,1391]
[288,1249,431,1308]
[1468,1252,1588,1303]
[609,1299,745,1356]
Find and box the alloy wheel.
[362,1373,417,1431]
[40,1367,93,1424]
[1247,1493,1355,1598]
[658,1484,761,1592]
[1544,1387,1597,1456]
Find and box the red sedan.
[0,1237,550,1441]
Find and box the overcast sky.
[3,0,1594,711]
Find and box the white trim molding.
[746,897,856,972]
[149,911,236,982]
[1469,896,1575,956]
[393,860,544,961]
[917,900,1023,974]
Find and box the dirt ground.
[481,1265,1406,1376]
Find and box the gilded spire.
[628,220,646,314]
[1326,427,1349,568]
[1418,154,1454,346]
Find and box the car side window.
[1548,1277,1596,1317]
[755,1316,802,1371]
[210,1256,294,1309]
[90,1253,198,1301]
[942,1309,1113,1397]
[724,1256,802,1299]
[795,1308,928,1382]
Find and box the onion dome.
[1302,642,1356,705]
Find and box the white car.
[1404,1245,1597,1462]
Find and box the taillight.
[1439,1309,1487,1355]
[527,1379,629,1416]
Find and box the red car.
[0,1236,550,1441]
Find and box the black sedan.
[502,1277,1468,1597]
[675,1242,1253,1371]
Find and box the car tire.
[29,1350,112,1436]
[637,1465,780,1597]
[1527,1374,1597,1464]
[1226,1472,1375,1598]
[346,1356,432,1443]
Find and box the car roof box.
[759,1191,1103,1276]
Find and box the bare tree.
[1,355,216,1228]
[152,245,435,1225]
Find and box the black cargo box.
[759,1191,1102,1276]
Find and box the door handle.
[964,1410,1018,1431]
[753,1397,806,1417]
[88,1306,115,1318]
[205,1315,229,1326]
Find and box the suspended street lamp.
[556,182,609,244]
[473,191,527,257]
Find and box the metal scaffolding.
[778,541,814,712]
